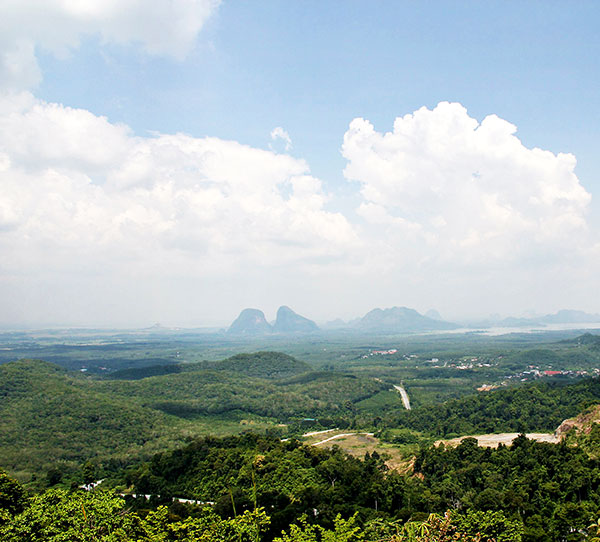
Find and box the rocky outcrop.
[273,306,319,333]
[354,306,458,333]
[555,404,600,438]
[227,308,272,335]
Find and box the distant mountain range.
[352,306,458,333]
[539,309,600,324]
[226,305,600,336]
[228,305,457,335]
[477,309,600,328]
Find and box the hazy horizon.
[1,2,599,328]
[3,304,600,331]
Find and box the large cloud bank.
[0,93,356,283]
[1,97,595,324]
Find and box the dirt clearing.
[436,432,559,448]
[303,430,410,471]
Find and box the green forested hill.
[560,332,600,347]
[108,364,183,380]
[105,352,313,381]
[100,370,328,419]
[99,361,385,420]
[210,351,312,379]
[0,360,193,480]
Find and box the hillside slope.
[0,360,191,480]
[556,403,600,437]
[0,354,387,480]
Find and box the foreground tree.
[0,470,26,516]
[0,485,269,542]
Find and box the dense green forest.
[4,431,600,540]
[108,432,600,540]
[383,378,600,438]
[0,359,195,481]
[0,466,524,541]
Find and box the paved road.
[303,428,337,437]
[312,432,374,446]
[393,385,411,410]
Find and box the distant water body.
[441,322,600,337]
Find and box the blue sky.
[36,2,600,196]
[1,1,599,326]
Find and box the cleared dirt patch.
[303,430,410,471]
[436,432,560,448]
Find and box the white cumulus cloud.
[270,126,292,151]
[342,102,592,267]
[0,0,220,90]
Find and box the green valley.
[2,329,600,540]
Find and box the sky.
[1,1,599,327]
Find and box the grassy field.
[302,429,414,472]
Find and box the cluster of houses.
[361,349,399,359]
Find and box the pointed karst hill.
[273,305,319,333]
[355,306,458,332]
[227,308,272,335]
